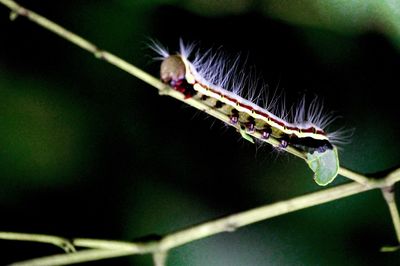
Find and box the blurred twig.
[381,185,400,247]
[0,232,75,253]
[2,167,400,265]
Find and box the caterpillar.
[151,39,342,155]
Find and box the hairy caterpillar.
[151,39,342,155]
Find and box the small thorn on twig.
[9,11,18,21]
[94,49,104,59]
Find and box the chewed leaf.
[306,147,339,186]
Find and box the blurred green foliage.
[184,0,400,49]
[265,0,400,47]
[1,0,400,265]
[0,74,91,191]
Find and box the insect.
[151,39,343,155]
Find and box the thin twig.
[72,238,147,251]
[9,249,136,266]
[153,252,167,266]
[381,186,400,243]
[338,167,371,186]
[5,167,400,265]
[0,232,75,253]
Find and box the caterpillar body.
[152,40,341,155]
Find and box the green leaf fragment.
[239,128,254,144]
[306,147,339,186]
[380,245,400,252]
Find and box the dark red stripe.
[193,81,327,136]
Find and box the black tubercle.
[215,100,224,108]
[201,95,209,101]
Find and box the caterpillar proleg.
[151,39,341,185]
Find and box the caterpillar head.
[160,55,186,86]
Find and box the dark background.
[1,1,400,265]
